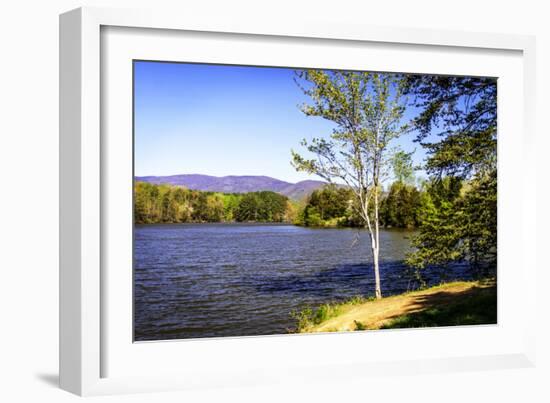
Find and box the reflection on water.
[134,223,471,341]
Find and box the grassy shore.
[292,279,496,333]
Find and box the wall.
[0,0,547,401]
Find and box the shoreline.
[134,221,417,232]
[293,279,497,333]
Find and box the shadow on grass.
[378,283,497,329]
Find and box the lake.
[134,223,470,341]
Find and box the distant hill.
[135,174,327,200]
[278,180,329,201]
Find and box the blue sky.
[134,61,425,184]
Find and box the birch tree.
[291,70,407,299]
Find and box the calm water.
[134,223,470,341]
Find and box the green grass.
[291,295,376,332]
[354,320,367,330]
[380,285,497,329]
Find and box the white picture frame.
[59,6,537,396]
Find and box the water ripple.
[134,223,473,340]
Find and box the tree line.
[135,178,430,229]
[295,182,422,229]
[134,181,294,224]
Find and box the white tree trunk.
[373,243,382,299]
[373,183,382,299]
[363,197,383,299]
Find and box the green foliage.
[134,182,292,224]
[289,307,317,332]
[458,170,497,275]
[354,320,367,331]
[291,304,342,332]
[380,181,421,228]
[402,74,497,280]
[298,185,362,227]
[308,186,350,220]
[406,173,497,279]
[314,304,341,324]
[391,149,415,185]
[291,295,374,332]
[221,193,240,221]
[403,75,497,178]
[406,177,463,269]
[296,181,426,229]
[234,191,289,222]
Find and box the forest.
[134,181,293,224]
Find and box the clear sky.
[134,61,425,184]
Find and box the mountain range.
[135,174,327,200]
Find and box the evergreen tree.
[406,177,463,272]
[403,75,497,278]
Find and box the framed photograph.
[60,7,537,396]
